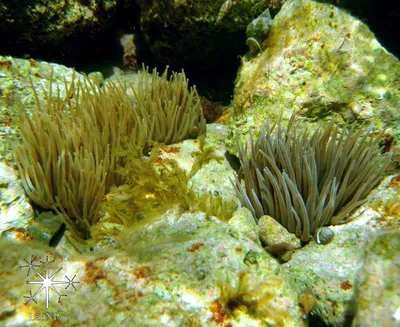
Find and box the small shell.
[316,227,334,245]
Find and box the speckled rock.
[228,0,400,154]
[283,220,377,326]
[0,56,90,161]
[0,162,33,233]
[352,231,400,327]
[368,175,400,230]
[0,211,305,327]
[3,54,399,326]
[258,215,301,261]
[0,56,89,107]
[228,207,259,243]
[258,215,301,249]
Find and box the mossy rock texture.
[0,208,305,326]
[352,231,400,327]
[228,0,400,154]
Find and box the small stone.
[258,215,301,249]
[258,216,301,261]
[316,227,335,245]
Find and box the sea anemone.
[232,114,390,242]
[13,66,206,240]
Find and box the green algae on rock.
[228,0,400,154]
[0,162,34,233]
[118,212,305,327]
[0,209,306,327]
[258,215,301,261]
[228,207,260,244]
[283,223,376,326]
[352,231,400,327]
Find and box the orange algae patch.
[210,301,228,325]
[84,261,109,285]
[5,113,12,127]
[112,288,143,307]
[216,108,232,124]
[298,289,317,318]
[340,280,352,291]
[163,146,180,153]
[7,228,34,242]
[132,266,152,279]
[0,60,12,70]
[187,242,205,252]
[29,60,39,67]
[153,156,164,164]
[389,175,400,187]
[378,133,395,153]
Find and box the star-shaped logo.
[20,255,80,309]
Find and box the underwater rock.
[0,59,304,324]
[135,0,268,69]
[0,162,33,233]
[0,56,87,135]
[352,231,400,327]
[0,1,117,64]
[283,222,377,326]
[0,212,305,326]
[228,0,400,154]
[258,215,301,261]
[369,174,400,230]
[228,207,259,243]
